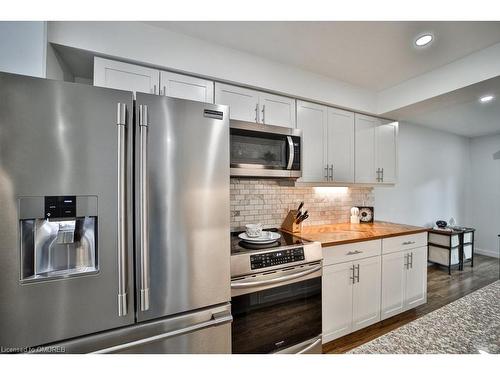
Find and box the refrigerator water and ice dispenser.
[19,195,98,282]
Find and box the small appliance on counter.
[350,207,360,224]
[281,202,308,233]
[358,206,374,223]
[230,228,323,354]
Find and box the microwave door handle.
[286,136,294,170]
[231,264,321,289]
[139,104,150,312]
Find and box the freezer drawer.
[48,303,232,354]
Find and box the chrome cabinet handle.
[93,310,233,353]
[329,164,334,181]
[381,168,384,182]
[162,85,167,96]
[286,136,294,170]
[376,168,381,182]
[261,104,265,124]
[139,104,150,312]
[409,252,413,269]
[255,103,259,123]
[296,337,322,354]
[355,264,360,283]
[402,241,416,245]
[116,103,128,317]
[350,265,355,284]
[231,265,321,289]
[151,84,157,95]
[346,250,363,255]
[324,165,329,180]
[404,253,409,270]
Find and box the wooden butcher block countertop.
[294,221,429,247]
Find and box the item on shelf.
[350,207,360,224]
[436,220,448,228]
[358,206,374,223]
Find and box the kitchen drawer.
[323,240,381,266]
[382,232,428,254]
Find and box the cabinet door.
[352,256,381,331]
[405,246,428,309]
[381,251,406,320]
[375,121,398,183]
[93,57,159,95]
[296,101,328,183]
[259,92,296,128]
[322,262,354,343]
[215,83,259,123]
[327,108,355,183]
[160,71,214,103]
[354,114,377,183]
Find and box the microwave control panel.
[250,247,305,269]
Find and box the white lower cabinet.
[381,246,428,320]
[323,235,428,343]
[322,262,354,342]
[352,256,382,331]
[323,254,381,343]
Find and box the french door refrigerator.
[0,72,231,353]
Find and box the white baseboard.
[475,248,500,258]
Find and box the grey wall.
[374,122,471,228]
[0,21,46,78]
[467,134,500,256]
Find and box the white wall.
[374,122,470,228]
[467,134,500,257]
[47,21,376,113]
[0,21,47,78]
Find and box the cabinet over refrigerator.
[0,72,231,353]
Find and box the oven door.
[230,121,301,178]
[231,263,321,354]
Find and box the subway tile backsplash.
[230,178,374,230]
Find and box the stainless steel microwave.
[230,120,302,178]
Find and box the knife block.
[281,210,302,233]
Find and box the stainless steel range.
[230,229,323,354]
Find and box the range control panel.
[250,247,305,270]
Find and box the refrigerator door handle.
[92,310,233,353]
[117,103,128,317]
[139,104,151,312]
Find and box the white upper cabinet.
[215,83,296,128]
[94,57,159,95]
[355,114,398,184]
[296,101,328,182]
[215,83,260,123]
[159,71,214,103]
[259,92,296,128]
[354,114,377,183]
[375,121,398,183]
[327,108,355,183]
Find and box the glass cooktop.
[230,228,309,254]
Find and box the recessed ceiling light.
[415,34,433,47]
[479,95,495,103]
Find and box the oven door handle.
[296,336,322,354]
[231,264,322,289]
[286,136,294,170]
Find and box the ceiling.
[385,75,500,138]
[146,21,500,91]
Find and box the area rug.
[348,280,500,354]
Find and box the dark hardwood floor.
[323,254,500,354]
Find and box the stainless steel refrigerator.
[0,72,231,353]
